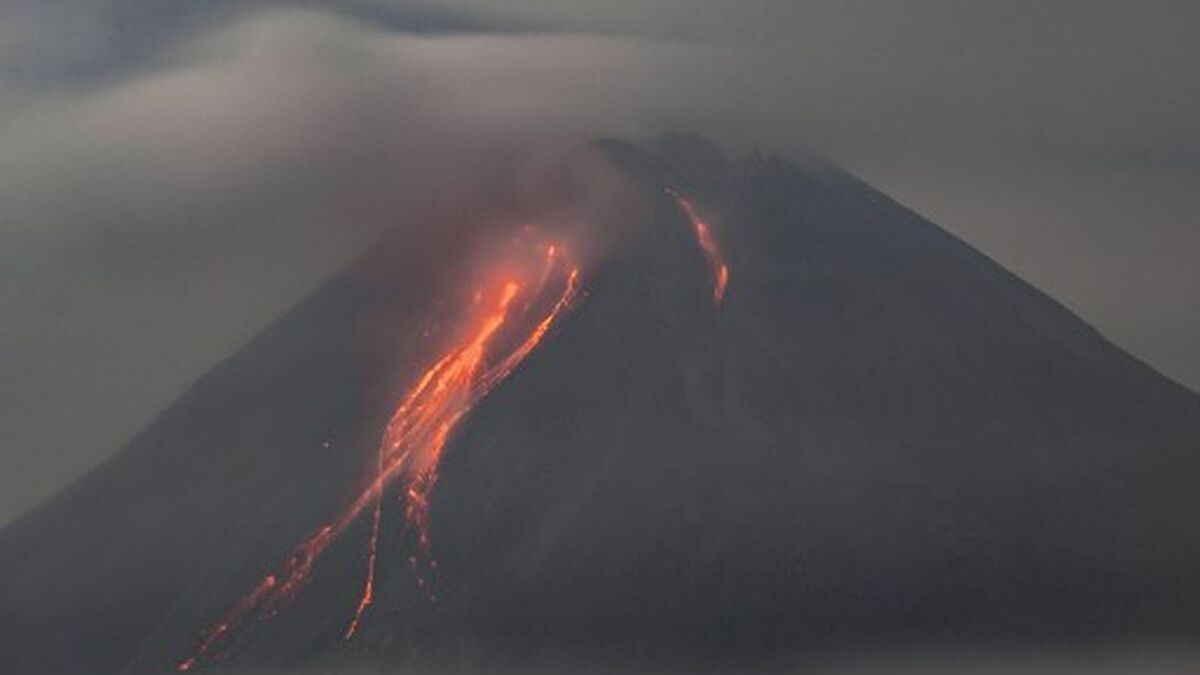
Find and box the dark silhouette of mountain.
[3,136,1199,675]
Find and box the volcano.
[3,135,1200,675]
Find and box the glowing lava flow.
[666,187,729,306]
[179,241,581,672]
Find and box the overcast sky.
[2,1,1198,524]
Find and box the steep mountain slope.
[3,136,1199,675]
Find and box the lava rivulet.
[179,238,581,671]
[666,187,729,306]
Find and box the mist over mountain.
[2,135,1199,675]
[6,3,1200,532]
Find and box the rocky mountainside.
[3,136,1199,675]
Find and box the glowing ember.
[179,237,581,671]
[666,187,730,306]
[343,441,383,639]
[180,188,729,670]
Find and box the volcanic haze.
[2,136,1199,675]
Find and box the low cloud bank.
[2,3,1199,522]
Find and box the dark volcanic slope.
[3,136,1200,675]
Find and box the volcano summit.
[3,136,1199,675]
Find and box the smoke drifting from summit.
[1,2,1198,527]
[0,10,667,523]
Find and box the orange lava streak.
[666,187,729,306]
[179,241,581,671]
[483,268,580,394]
[344,443,383,639]
[177,574,277,672]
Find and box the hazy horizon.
[2,2,1197,541]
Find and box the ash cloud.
[2,1,1199,525]
[0,10,668,523]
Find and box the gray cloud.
[0,9,705,523]
[2,2,1198,524]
